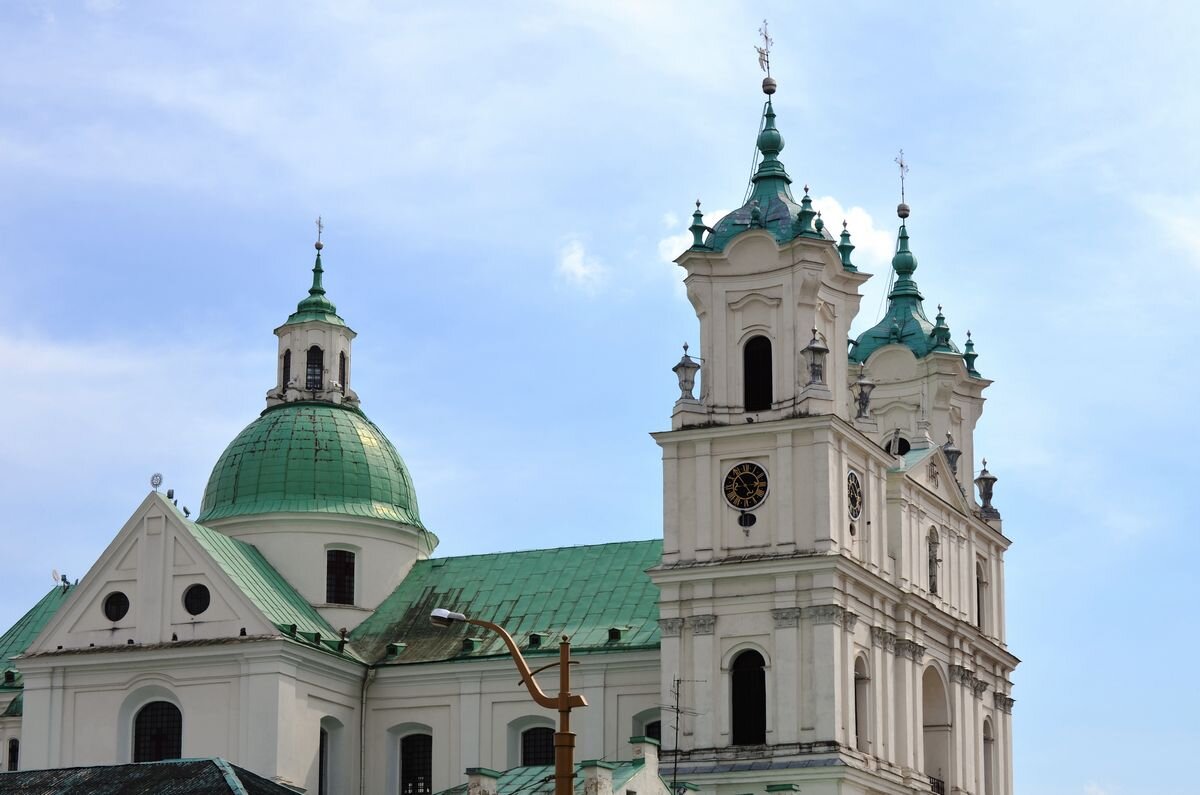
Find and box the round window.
[103,592,130,622]
[182,584,211,616]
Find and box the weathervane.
[755,20,773,76]
[895,149,911,218]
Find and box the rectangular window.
[326,550,356,605]
[7,738,18,771]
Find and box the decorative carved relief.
[871,626,896,651]
[688,614,716,635]
[893,639,926,662]
[972,679,990,699]
[993,693,1015,713]
[802,604,852,627]
[658,618,684,638]
[771,608,801,628]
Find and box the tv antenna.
[656,675,704,795]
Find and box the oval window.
[103,591,130,622]
[182,584,211,616]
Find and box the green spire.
[793,185,817,237]
[963,331,980,376]
[689,200,708,248]
[931,305,954,351]
[752,99,788,182]
[850,209,959,363]
[284,238,347,327]
[838,220,857,271]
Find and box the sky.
[1,2,1198,793]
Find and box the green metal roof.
[350,540,662,664]
[0,758,299,794]
[3,692,21,717]
[197,402,424,529]
[434,760,647,795]
[182,515,358,660]
[0,586,72,686]
[282,249,346,327]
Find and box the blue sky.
[1,2,1197,794]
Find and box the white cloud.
[1083,784,1111,795]
[1138,194,1200,269]
[557,240,607,290]
[809,196,895,271]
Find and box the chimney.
[581,760,617,795]
[629,735,659,777]
[466,767,500,795]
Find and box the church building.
[0,72,1017,795]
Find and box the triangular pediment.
[28,493,279,654]
[894,446,975,516]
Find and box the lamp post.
[430,609,588,795]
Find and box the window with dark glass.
[326,550,356,605]
[306,345,323,390]
[975,562,986,630]
[644,720,661,742]
[319,728,329,795]
[103,591,130,623]
[7,738,18,771]
[133,701,182,762]
[730,650,766,745]
[282,349,292,387]
[743,336,772,411]
[182,584,210,616]
[521,726,555,766]
[400,733,432,795]
[339,351,347,392]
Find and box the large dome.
[198,402,423,527]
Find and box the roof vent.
[3,671,14,684]
[461,637,482,653]
[608,627,623,642]
[528,633,542,648]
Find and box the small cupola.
[267,221,360,409]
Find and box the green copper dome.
[198,402,423,527]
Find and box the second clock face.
[724,462,769,510]
[847,471,864,519]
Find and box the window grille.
[400,734,432,795]
[306,346,323,390]
[521,726,555,766]
[133,701,182,762]
[326,550,356,605]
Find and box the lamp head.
[429,608,467,628]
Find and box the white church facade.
[0,74,1017,795]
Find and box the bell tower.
[651,64,1017,795]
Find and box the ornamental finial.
[895,150,910,219]
[315,216,325,251]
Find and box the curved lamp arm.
[466,618,586,709]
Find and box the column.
[689,615,717,748]
[771,606,802,744]
[803,606,845,742]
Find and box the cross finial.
[756,19,773,76]
[314,216,325,251]
[895,149,909,204]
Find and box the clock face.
[847,471,864,520]
[724,462,769,511]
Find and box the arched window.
[853,656,870,752]
[282,349,292,387]
[326,549,356,605]
[133,701,182,762]
[339,351,347,392]
[520,726,555,766]
[7,737,18,771]
[921,667,951,794]
[306,345,324,391]
[982,718,996,795]
[743,336,772,411]
[730,649,766,745]
[975,561,987,630]
[400,733,432,795]
[644,720,662,742]
[927,529,940,595]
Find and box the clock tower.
[651,74,1017,795]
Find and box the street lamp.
[429,608,588,795]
